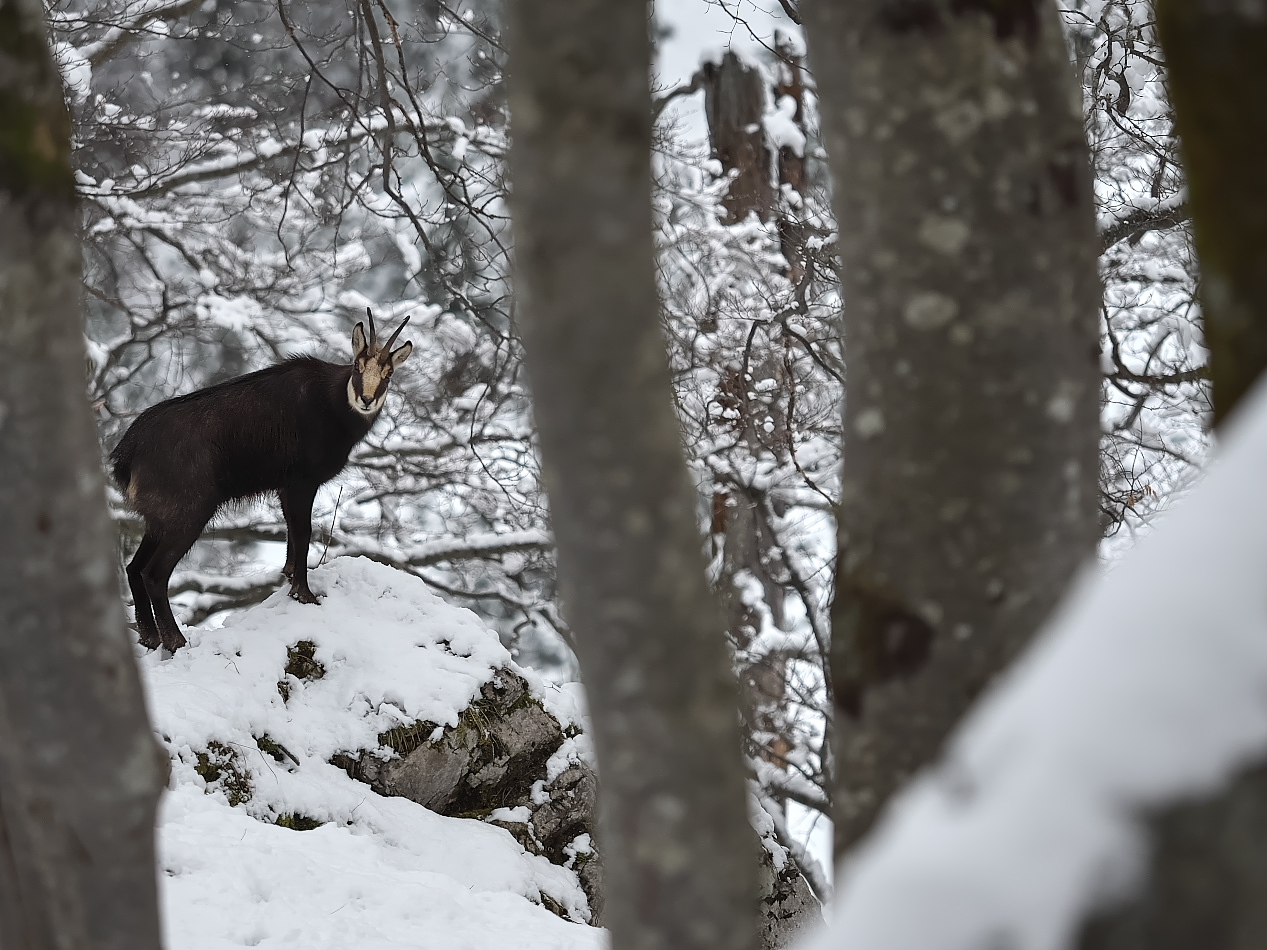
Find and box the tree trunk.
[1075,7,1267,945]
[1078,760,1267,950]
[504,1,758,949]
[0,2,167,947]
[702,52,775,224]
[1156,0,1267,426]
[698,52,798,772]
[799,0,1103,858]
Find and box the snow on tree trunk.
[702,52,775,224]
[801,373,1267,950]
[1155,0,1267,426]
[1072,6,1267,944]
[800,0,1103,857]
[504,0,758,947]
[0,1,166,947]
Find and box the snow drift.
[138,556,602,950]
[807,382,1267,950]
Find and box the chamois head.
[349,308,413,416]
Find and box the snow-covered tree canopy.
[49,0,1203,882]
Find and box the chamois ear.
[390,341,413,369]
[351,322,369,360]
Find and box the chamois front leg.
[282,482,320,604]
[278,488,296,581]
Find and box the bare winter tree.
[800,0,1104,856]
[0,0,166,947]
[504,0,758,947]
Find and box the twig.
[318,486,343,568]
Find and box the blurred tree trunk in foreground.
[1077,4,1267,946]
[504,0,758,948]
[800,0,1103,858]
[1157,0,1267,427]
[0,1,166,947]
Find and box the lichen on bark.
[0,0,75,203]
[802,0,1102,857]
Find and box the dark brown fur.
[110,315,411,652]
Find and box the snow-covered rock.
[140,557,603,949]
[334,664,602,919]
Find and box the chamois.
[110,310,413,653]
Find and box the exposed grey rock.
[333,668,603,922]
[756,834,822,950]
[338,670,560,811]
[333,664,821,937]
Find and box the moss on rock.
[274,812,324,831]
[278,640,325,700]
[194,741,252,806]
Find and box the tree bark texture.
[799,0,1103,858]
[0,2,167,947]
[702,52,775,223]
[699,56,797,768]
[1078,759,1267,950]
[1156,0,1267,426]
[504,1,758,949]
[1074,7,1267,944]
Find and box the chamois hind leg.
[127,530,161,650]
[140,514,211,653]
[281,482,320,604]
[279,488,296,581]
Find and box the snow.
[140,557,602,950]
[54,41,92,103]
[653,0,801,145]
[764,97,806,157]
[808,377,1267,950]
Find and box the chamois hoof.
[161,631,187,654]
[289,586,321,605]
[137,628,162,651]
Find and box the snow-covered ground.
[139,557,602,950]
[807,383,1267,949]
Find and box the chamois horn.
[383,314,411,351]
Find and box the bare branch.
[79,0,204,66]
[1099,202,1189,252]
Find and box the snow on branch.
[76,0,205,66]
[808,379,1267,950]
[757,793,831,904]
[337,529,553,569]
[750,755,830,814]
[79,106,500,201]
[1098,200,1190,253]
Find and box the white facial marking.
[347,377,387,417]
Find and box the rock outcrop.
[150,557,820,940]
[330,663,822,942]
[332,667,604,919]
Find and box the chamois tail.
[109,434,137,497]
